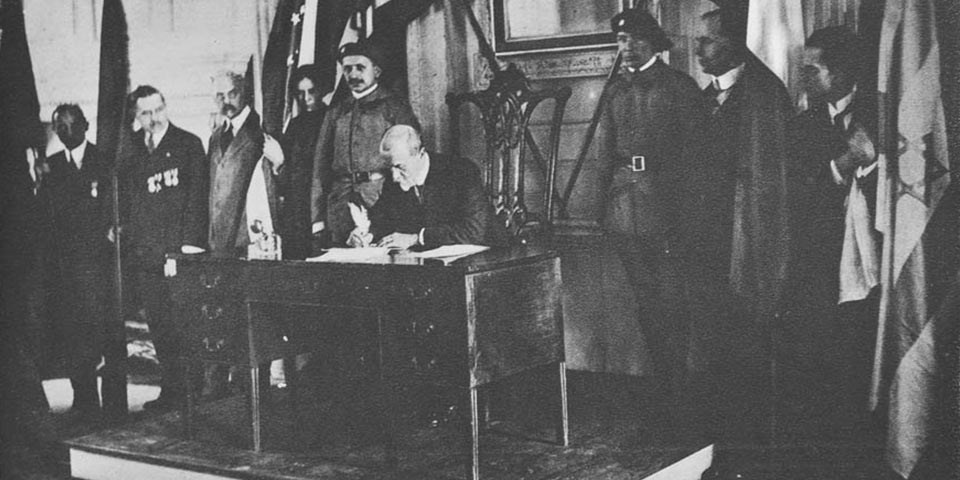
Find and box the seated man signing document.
[348,124,507,250]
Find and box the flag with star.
[872,0,958,477]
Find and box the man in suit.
[39,104,111,416]
[279,65,327,259]
[310,42,420,248]
[791,26,880,434]
[363,124,506,249]
[207,70,284,257]
[118,86,209,410]
[595,8,719,433]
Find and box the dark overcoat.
[207,110,277,255]
[706,53,794,320]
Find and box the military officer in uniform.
[597,8,720,434]
[310,41,420,247]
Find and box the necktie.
[704,83,722,113]
[221,123,233,154]
[413,185,423,204]
[146,134,156,154]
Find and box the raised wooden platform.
[65,372,707,480]
[64,371,887,480]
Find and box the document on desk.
[406,244,490,263]
[306,247,390,262]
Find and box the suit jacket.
[40,142,111,267]
[207,110,277,254]
[790,90,878,267]
[597,60,719,262]
[705,53,794,319]
[120,124,208,269]
[369,153,508,248]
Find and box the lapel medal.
[90,180,99,198]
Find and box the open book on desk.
[402,244,490,264]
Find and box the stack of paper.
[406,244,490,264]
[305,247,389,262]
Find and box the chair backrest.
[446,64,571,243]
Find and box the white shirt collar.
[626,55,659,74]
[147,122,170,147]
[351,83,379,100]
[828,86,857,124]
[67,140,88,167]
[712,62,745,91]
[229,105,251,133]
[413,152,430,188]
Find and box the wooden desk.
[165,246,567,480]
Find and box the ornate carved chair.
[446,64,571,244]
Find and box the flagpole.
[97,0,130,418]
[281,4,306,132]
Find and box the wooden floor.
[55,370,889,480]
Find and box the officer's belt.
[618,154,657,172]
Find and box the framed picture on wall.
[492,0,632,54]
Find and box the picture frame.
[491,0,632,55]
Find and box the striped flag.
[872,0,955,477]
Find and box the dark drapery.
[95,0,131,417]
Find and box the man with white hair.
[354,124,506,250]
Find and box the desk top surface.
[168,245,558,275]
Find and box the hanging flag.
[261,0,304,136]
[872,0,956,477]
[0,0,43,160]
[97,0,131,169]
[746,0,805,103]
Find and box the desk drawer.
[168,260,243,302]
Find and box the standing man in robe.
[207,69,285,257]
[310,42,419,248]
[205,70,284,396]
[695,3,794,444]
[596,8,720,438]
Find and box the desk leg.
[470,386,480,480]
[558,362,569,446]
[250,365,262,452]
